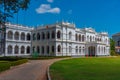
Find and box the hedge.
[0,62,11,72]
[11,59,28,66]
[0,59,28,72]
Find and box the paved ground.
[0,58,67,80]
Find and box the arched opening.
[90,36,92,42]
[27,46,30,54]
[8,45,12,54]
[47,32,50,39]
[14,32,19,40]
[33,33,36,40]
[79,47,81,54]
[37,33,40,40]
[15,45,19,54]
[88,46,95,56]
[76,46,78,53]
[33,46,35,53]
[79,34,81,41]
[104,47,106,54]
[7,31,13,39]
[82,35,84,42]
[21,46,25,54]
[57,45,61,53]
[69,46,72,53]
[83,47,85,54]
[27,33,31,41]
[42,32,45,40]
[52,31,55,39]
[47,46,49,54]
[37,46,40,53]
[41,46,44,54]
[57,31,61,39]
[52,46,54,53]
[69,32,72,40]
[21,32,25,40]
[75,34,78,41]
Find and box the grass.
[50,57,120,80]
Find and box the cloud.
[36,4,60,14]
[47,0,54,3]
[68,10,72,14]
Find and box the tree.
[0,0,30,24]
[110,38,116,56]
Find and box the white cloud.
[68,10,72,14]
[36,4,60,14]
[47,0,54,3]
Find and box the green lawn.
[50,57,120,80]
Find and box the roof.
[112,32,120,37]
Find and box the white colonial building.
[0,22,110,57]
[32,22,110,56]
[1,23,33,56]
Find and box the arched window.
[87,36,89,41]
[27,46,30,54]
[79,47,81,53]
[99,46,100,53]
[58,45,61,52]
[8,45,12,54]
[21,46,25,54]
[104,47,106,54]
[79,34,81,42]
[37,46,40,53]
[82,35,84,42]
[33,46,35,53]
[33,33,36,40]
[47,46,49,54]
[69,32,72,40]
[76,46,78,53]
[52,31,55,39]
[14,32,19,40]
[52,46,54,53]
[47,32,50,39]
[75,34,78,41]
[57,31,61,39]
[42,32,45,40]
[69,46,72,53]
[83,47,85,53]
[21,32,25,40]
[42,46,44,54]
[37,33,40,40]
[15,45,19,54]
[27,33,31,41]
[90,36,92,42]
[7,31,13,39]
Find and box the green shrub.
[0,62,11,72]
[11,59,28,66]
[0,56,24,61]
[110,50,116,56]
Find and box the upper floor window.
[47,32,50,39]
[27,33,31,41]
[21,32,25,40]
[82,35,84,42]
[69,32,72,40]
[37,33,40,40]
[79,34,81,41]
[42,32,45,40]
[75,34,78,41]
[52,31,55,39]
[14,32,19,40]
[7,31,13,39]
[33,33,36,40]
[57,31,61,39]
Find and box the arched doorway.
[88,46,95,56]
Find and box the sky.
[9,0,120,37]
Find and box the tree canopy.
[0,0,30,24]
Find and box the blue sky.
[9,0,120,37]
